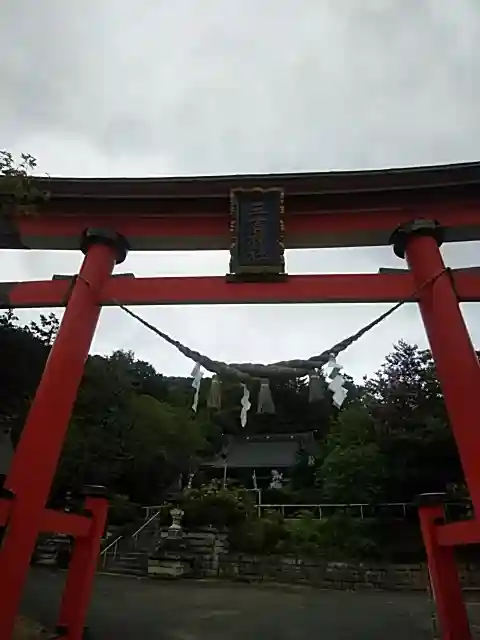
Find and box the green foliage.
[314,404,387,503]
[0,313,50,440]
[54,350,209,504]
[28,313,60,346]
[229,509,288,554]
[0,151,48,216]
[180,480,255,528]
[363,340,462,500]
[310,341,463,504]
[107,494,142,527]
[229,511,378,559]
[317,442,387,504]
[287,513,378,559]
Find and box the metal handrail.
[100,535,122,558]
[131,509,162,548]
[99,509,162,563]
[255,501,471,520]
[143,498,468,517]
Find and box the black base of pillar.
[390,219,443,259]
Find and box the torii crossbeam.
[2,268,480,308]
[1,163,480,639]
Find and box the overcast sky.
[1,0,480,382]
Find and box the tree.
[315,404,388,503]
[28,313,60,345]
[0,151,47,216]
[118,395,206,503]
[0,309,18,328]
[363,341,462,500]
[0,312,49,441]
[54,349,209,505]
[364,340,446,431]
[313,341,463,505]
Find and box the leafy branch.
[0,151,49,216]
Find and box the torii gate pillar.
[393,219,480,640]
[0,229,127,639]
[392,219,480,515]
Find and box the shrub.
[298,512,378,559]
[230,511,379,559]
[229,510,288,554]
[180,480,255,528]
[107,494,142,527]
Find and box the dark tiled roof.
[203,433,314,469]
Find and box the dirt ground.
[19,567,480,639]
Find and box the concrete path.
[19,568,468,639]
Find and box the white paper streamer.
[326,355,348,408]
[329,375,348,408]
[191,362,204,412]
[240,383,251,427]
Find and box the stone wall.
[149,528,480,591]
[219,556,428,590]
[149,528,229,578]
[217,556,480,591]
[187,530,229,576]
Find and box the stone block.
[148,558,191,579]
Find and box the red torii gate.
[1,163,480,638]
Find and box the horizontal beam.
[0,500,91,537]
[437,520,480,547]
[1,270,480,309]
[40,509,91,537]
[7,201,480,251]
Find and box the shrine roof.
[202,432,315,469]
[34,161,480,200]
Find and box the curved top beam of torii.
[2,161,480,252]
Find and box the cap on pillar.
[80,228,129,265]
[390,219,444,259]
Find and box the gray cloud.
[1,0,480,382]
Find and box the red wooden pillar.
[0,229,127,640]
[392,220,480,517]
[56,486,109,640]
[417,493,471,640]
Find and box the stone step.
[100,564,146,577]
[117,552,147,561]
[101,553,147,577]
[113,557,143,567]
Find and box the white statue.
[269,469,283,490]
